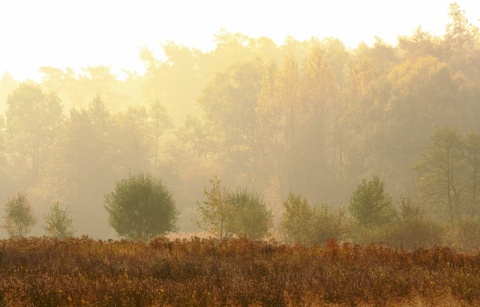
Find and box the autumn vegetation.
[0,236,477,306]
[0,3,480,304]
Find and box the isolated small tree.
[3,192,36,238]
[226,188,273,239]
[280,193,318,244]
[104,173,178,241]
[349,176,396,228]
[196,176,234,239]
[44,201,74,238]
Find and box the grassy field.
[0,237,478,306]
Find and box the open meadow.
[0,237,479,306]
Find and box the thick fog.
[0,4,479,241]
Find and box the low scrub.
[0,237,478,305]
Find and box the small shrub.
[349,176,396,228]
[44,201,74,238]
[196,176,233,239]
[446,216,480,250]
[197,177,273,239]
[385,196,444,248]
[226,188,273,239]
[2,192,36,237]
[312,205,347,244]
[280,193,317,244]
[280,193,346,245]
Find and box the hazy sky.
[0,0,478,81]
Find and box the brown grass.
[0,237,478,306]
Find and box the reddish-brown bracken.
[0,236,478,306]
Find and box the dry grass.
[0,237,478,306]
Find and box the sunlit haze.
[1,0,478,81]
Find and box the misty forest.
[1,3,480,248]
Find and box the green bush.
[196,176,273,239]
[226,189,273,239]
[313,204,347,244]
[350,195,444,248]
[349,176,396,228]
[2,192,36,238]
[280,193,317,244]
[44,201,75,238]
[196,176,233,239]
[280,193,346,245]
[104,173,178,241]
[385,196,443,248]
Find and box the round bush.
[104,173,178,241]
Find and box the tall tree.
[415,126,467,222]
[341,42,392,187]
[141,43,205,125]
[300,46,338,200]
[398,26,442,60]
[61,95,115,237]
[256,62,284,194]
[0,116,8,199]
[40,67,81,110]
[4,83,63,186]
[196,60,265,187]
[0,73,18,114]
[148,99,173,170]
[443,2,480,78]
[382,56,458,195]
[465,131,480,216]
[111,106,152,176]
[276,54,301,194]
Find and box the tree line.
[0,3,479,239]
[3,165,479,250]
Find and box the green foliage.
[2,192,36,237]
[196,176,233,239]
[104,173,178,241]
[44,202,74,238]
[280,193,317,244]
[385,195,443,249]
[5,83,63,182]
[0,116,8,199]
[280,193,346,245]
[465,131,480,216]
[196,177,272,239]
[225,188,273,239]
[415,126,473,222]
[348,176,396,228]
[313,204,347,244]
